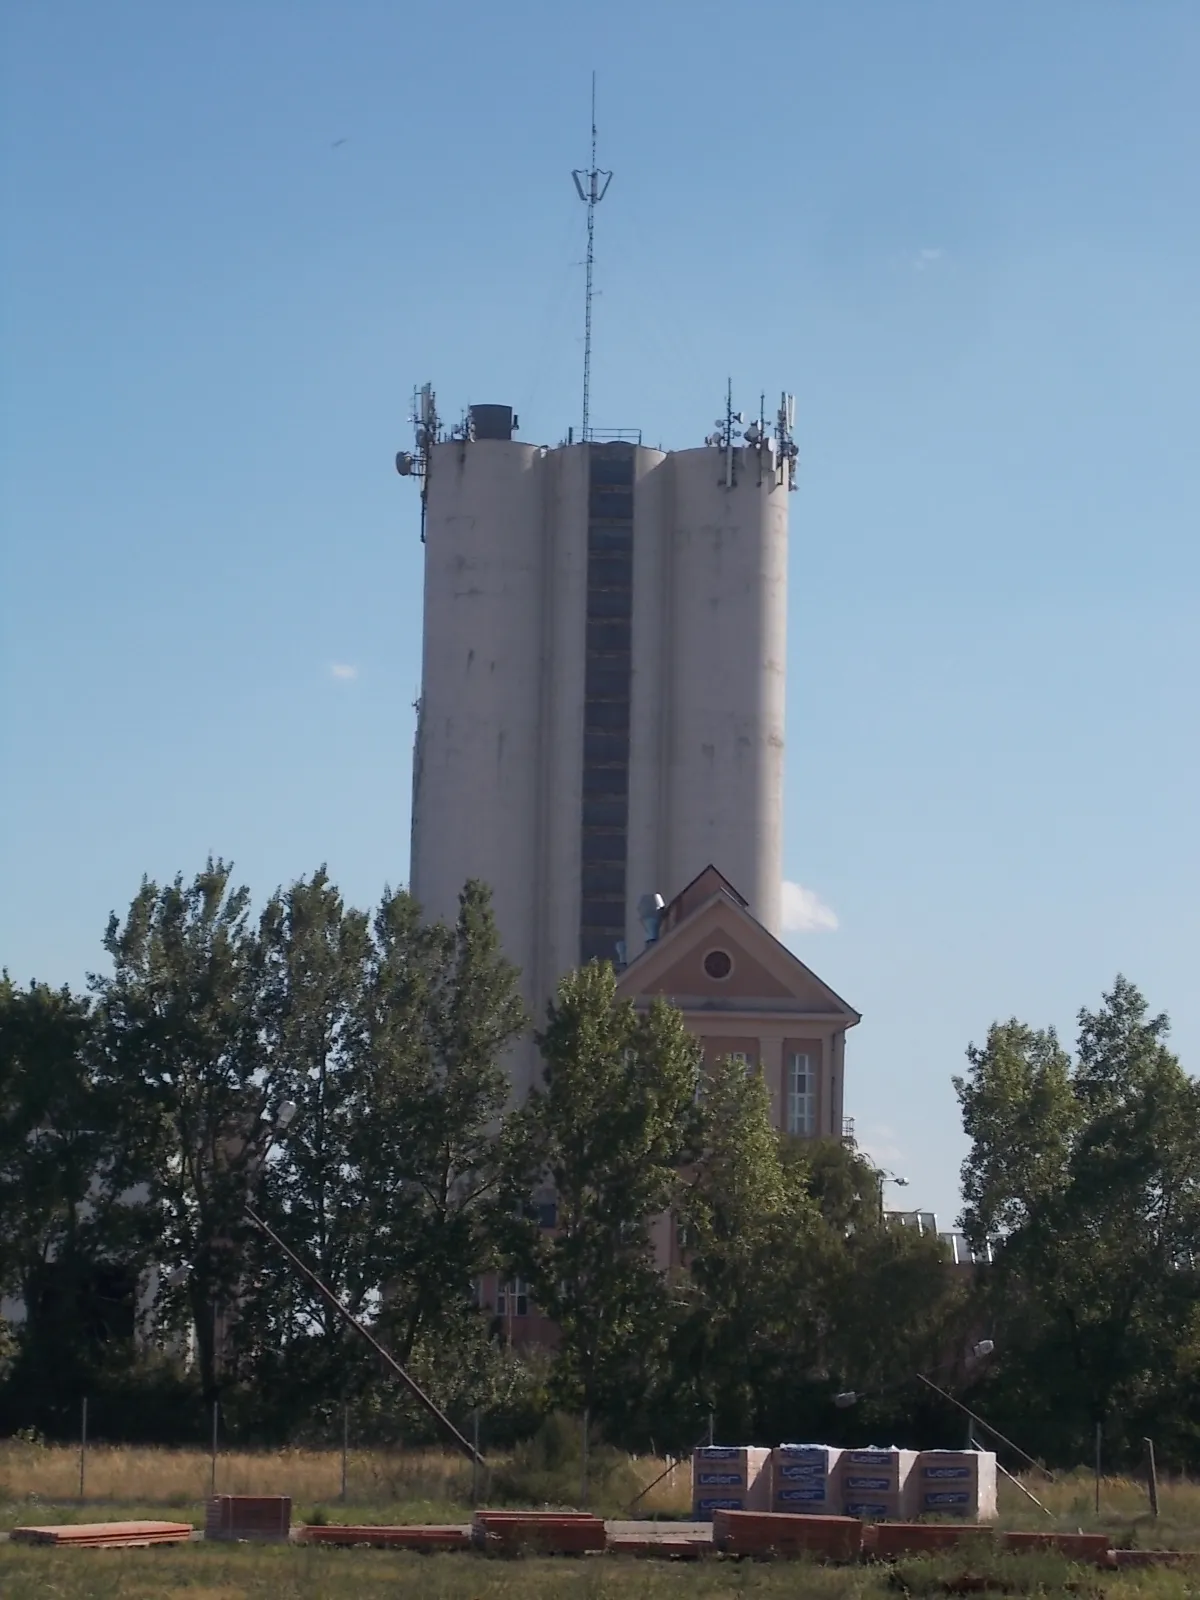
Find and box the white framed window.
[729,1050,755,1069]
[787,1053,815,1136]
[496,1278,529,1318]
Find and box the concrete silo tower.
[401,390,797,1094]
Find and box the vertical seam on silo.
[657,453,677,900]
[530,448,554,1025]
[578,444,634,966]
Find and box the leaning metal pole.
[916,1373,1054,1482]
[245,1204,485,1467]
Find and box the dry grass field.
[1,1442,1198,1600]
[0,1437,693,1527]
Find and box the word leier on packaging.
[771,1444,842,1515]
[690,1447,771,1518]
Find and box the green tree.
[955,977,1200,1466]
[954,1019,1079,1246]
[676,1096,961,1445]
[807,1142,967,1420]
[0,977,122,1404]
[92,860,280,1406]
[673,1055,820,1441]
[224,869,372,1415]
[346,879,526,1369]
[510,962,702,1422]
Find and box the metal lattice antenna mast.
[572,73,612,442]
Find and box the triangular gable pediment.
[616,889,859,1023]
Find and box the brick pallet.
[205,1494,291,1542]
[867,1522,996,1558]
[771,1444,842,1515]
[713,1508,864,1562]
[299,1524,471,1551]
[472,1510,607,1555]
[692,1445,771,1517]
[1108,1549,1200,1569]
[1003,1530,1112,1563]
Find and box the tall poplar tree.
[511,962,702,1419]
[93,860,278,1405]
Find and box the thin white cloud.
[780,880,838,933]
[857,1123,906,1172]
[329,662,358,681]
[913,247,944,271]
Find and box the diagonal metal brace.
[245,1204,485,1468]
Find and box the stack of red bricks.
[713,1509,864,1561]
[472,1510,607,1554]
[299,1524,471,1551]
[204,1495,292,1542]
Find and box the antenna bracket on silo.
[395,382,441,542]
[775,391,799,491]
[712,380,743,489]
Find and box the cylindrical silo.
[410,436,546,999]
[625,448,672,956]
[529,443,589,1021]
[664,446,788,934]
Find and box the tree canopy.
[1,866,1196,1472]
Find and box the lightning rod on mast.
[572,72,612,443]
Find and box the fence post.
[78,1397,88,1501]
[341,1405,349,1503]
[471,1410,481,1507]
[210,1400,219,1498]
[1093,1422,1102,1516]
[581,1409,589,1509]
[1144,1437,1159,1519]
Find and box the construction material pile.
[693,1443,998,1522]
[10,1520,192,1548]
[205,1494,292,1542]
[690,1445,771,1515]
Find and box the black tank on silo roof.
[469,404,517,441]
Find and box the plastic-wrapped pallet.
[840,1448,919,1519]
[691,1446,771,1518]
[914,1450,998,1521]
[771,1444,843,1513]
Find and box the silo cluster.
[409,402,791,1089]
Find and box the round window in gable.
[703,948,733,981]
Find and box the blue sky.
[2,2,1197,1225]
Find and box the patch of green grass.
[0,1544,1194,1600]
[0,1545,848,1600]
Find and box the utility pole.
[572,73,612,443]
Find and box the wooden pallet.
[608,1534,710,1560]
[11,1520,193,1549]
